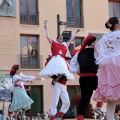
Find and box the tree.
[70,96,94,118]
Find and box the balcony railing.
[20,54,43,69]
[20,12,39,25]
[67,15,84,28]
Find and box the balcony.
[67,15,84,28]
[20,54,43,69]
[20,12,39,25]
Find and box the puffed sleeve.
[20,73,36,81]
[12,75,21,83]
[70,52,80,73]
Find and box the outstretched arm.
[44,24,52,44]
[20,73,36,82]
[67,29,80,46]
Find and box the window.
[20,35,41,69]
[109,0,120,18]
[69,37,83,54]
[20,0,39,25]
[66,0,84,28]
[25,85,43,116]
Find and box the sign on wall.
[0,74,12,101]
[0,0,16,17]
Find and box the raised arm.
[67,29,80,46]
[44,24,52,44]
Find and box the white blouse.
[2,73,36,92]
[70,52,80,73]
[13,73,36,87]
[95,30,120,64]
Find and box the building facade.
[0,0,119,117]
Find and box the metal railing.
[67,15,84,28]
[20,54,43,69]
[20,12,39,25]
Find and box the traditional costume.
[93,30,120,102]
[49,76,70,120]
[92,30,120,120]
[39,40,74,81]
[40,25,79,120]
[70,35,98,120]
[8,65,36,112]
[40,41,73,120]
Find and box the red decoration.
[10,64,19,76]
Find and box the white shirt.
[70,52,80,73]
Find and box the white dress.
[39,40,74,80]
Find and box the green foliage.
[70,96,94,118]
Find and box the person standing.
[93,17,120,120]
[70,35,98,120]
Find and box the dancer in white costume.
[39,23,80,120]
[93,17,120,120]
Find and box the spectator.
[36,113,42,120]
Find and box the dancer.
[70,35,98,120]
[93,17,120,120]
[39,23,80,80]
[8,64,37,119]
[39,23,80,120]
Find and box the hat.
[72,34,97,56]
[10,64,19,76]
[72,49,79,56]
[80,34,97,51]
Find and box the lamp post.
[57,14,75,54]
[57,14,74,36]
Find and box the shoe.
[49,116,54,120]
[57,111,64,118]
[77,115,84,120]
[57,111,64,120]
